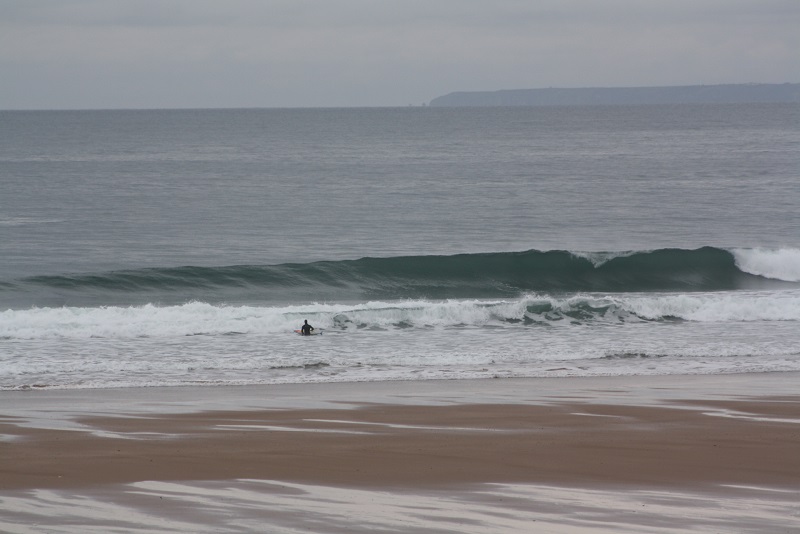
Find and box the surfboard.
[294,329,323,336]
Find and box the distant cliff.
[429,83,800,107]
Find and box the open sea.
[1,103,799,390]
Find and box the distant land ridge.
[429,83,800,107]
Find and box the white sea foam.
[732,248,800,282]
[624,291,800,322]
[1,291,798,341]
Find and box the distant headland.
[429,83,800,107]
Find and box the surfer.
[300,319,315,336]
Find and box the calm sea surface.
[1,104,799,389]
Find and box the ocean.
[1,104,799,390]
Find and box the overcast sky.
[1,0,798,109]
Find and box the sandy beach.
[2,373,799,532]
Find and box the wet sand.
[1,373,799,532]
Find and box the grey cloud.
[0,0,797,109]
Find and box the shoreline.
[2,373,799,532]
[2,372,799,490]
[3,370,800,413]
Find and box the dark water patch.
[270,362,330,371]
[603,352,669,359]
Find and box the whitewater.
[4,247,800,339]
[4,288,800,340]
[1,104,799,390]
[2,247,799,390]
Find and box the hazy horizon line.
[3,81,797,112]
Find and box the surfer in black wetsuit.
[300,319,314,336]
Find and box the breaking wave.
[3,247,799,308]
[2,290,798,340]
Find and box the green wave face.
[8,247,797,307]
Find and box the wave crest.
[3,247,799,307]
